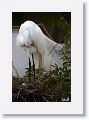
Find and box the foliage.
[15,32,71,102]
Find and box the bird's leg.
[29,57,31,81]
[42,56,44,69]
[38,53,42,69]
[32,53,35,79]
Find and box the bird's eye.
[21,44,25,47]
[31,43,34,46]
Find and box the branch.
[12,61,19,80]
[48,32,71,56]
[38,23,54,40]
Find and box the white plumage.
[16,20,63,70]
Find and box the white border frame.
[0,0,83,114]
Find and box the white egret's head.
[16,35,24,47]
[16,30,37,56]
[16,30,32,47]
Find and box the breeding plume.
[16,21,63,70]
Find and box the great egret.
[16,20,63,70]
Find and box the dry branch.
[38,23,54,40]
[48,32,70,56]
[12,61,19,80]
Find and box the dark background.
[12,12,71,43]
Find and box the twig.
[20,95,27,102]
[16,89,21,100]
[33,93,36,102]
[12,61,19,80]
[49,53,53,70]
[42,95,49,102]
[42,93,54,98]
[48,43,58,56]
[48,32,70,56]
